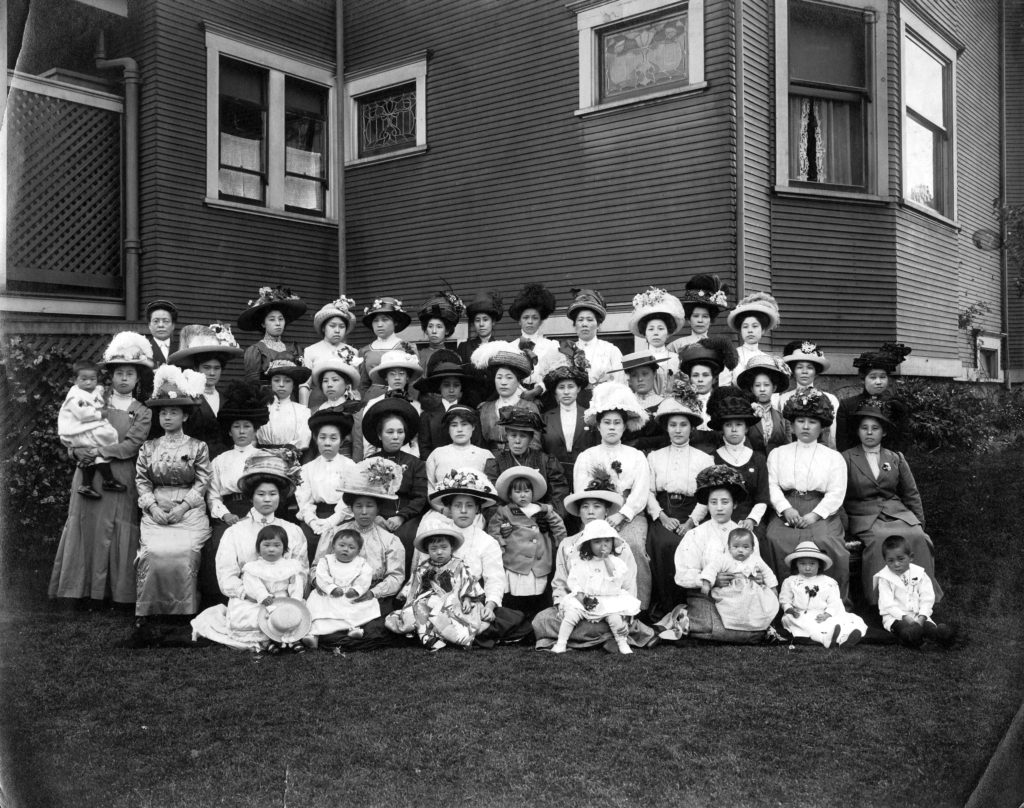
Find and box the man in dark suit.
[140,299,178,435]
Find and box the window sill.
[575,81,708,117]
[773,185,889,204]
[0,294,125,317]
[345,144,428,168]
[203,198,338,227]
[900,198,958,229]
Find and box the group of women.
[47,275,940,649]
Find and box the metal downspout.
[336,0,346,294]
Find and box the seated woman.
[472,343,541,455]
[837,342,912,452]
[842,398,941,608]
[774,340,841,449]
[676,337,739,455]
[765,390,850,599]
[352,348,422,461]
[415,350,482,457]
[734,353,792,457]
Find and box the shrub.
[898,378,1010,453]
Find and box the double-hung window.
[206,28,336,220]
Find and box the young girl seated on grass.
[242,525,308,652]
[306,528,379,645]
[551,519,641,655]
[874,535,955,648]
[779,541,866,648]
[385,527,489,650]
[699,527,779,632]
[487,467,567,618]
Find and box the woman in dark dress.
[734,353,792,457]
[836,342,912,452]
[706,392,770,540]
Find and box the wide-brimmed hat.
[508,283,556,321]
[572,518,623,550]
[540,344,590,389]
[726,291,780,332]
[168,323,243,368]
[145,299,179,321]
[310,344,362,388]
[782,388,835,426]
[784,541,833,571]
[218,381,271,430]
[145,365,205,410]
[852,396,895,429]
[307,407,354,437]
[563,467,624,516]
[99,332,155,369]
[465,290,504,322]
[707,392,760,431]
[362,395,420,448]
[495,466,547,502]
[782,340,830,374]
[735,353,792,393]
[368,349,422,384]
[312,296,357,334]
[418,290,466,336]
[427,467,497,508]
[237,286,307,333]
[258,598,312,644]
[238,449,302,498]
[566,288,608,323]
[584,382,649,432]
[341,457,402,505]
[629,287,686,337]
[620,350,669,375]
[441,403,479,426]
[681,274,729,319]
[497,404,545,435]
[678,337,739,376]
[853,342,912,376]
[694,464,747,505]
[471,342,534,381]
[362,297,411,332]
[414,349,473,394]
[413,526,465,554]
[263,359,312,385]
[654,379,704,427]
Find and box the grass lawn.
[1,448,1022,808]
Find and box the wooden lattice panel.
[6,88,123,294]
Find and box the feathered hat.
[681,274,730,319]
[563,466,624,516]
[341,458,403,505]
[852,342,912,376]
[310,344,362,388]
[168,323,243,368]
[735,353,792,393]
[145,364,207,409]
[726,291,780,332]
[508,283,556,321]
[782,388,835,426]
[707,387,761,430]
[654,378,704,427]
[99,332,154,369]
[694,464,748,505]
[584,382,649,432]
[313,296,357,333]
[418,288,466,336]
[237,286,306,332]
[539,343,591,390]
[781,340,830,374]
[629,287,686,337]
[471,341,534,382]
[566,288,608,323]
[465,290,503,322]
[218,381,271,430]
[678,337,739,376]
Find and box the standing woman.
[735,354,792,457]
[842,398,940,606]
[167,323,244,458]
[135,365,212,623]
[628,287,685,395]
[774,340,841,449]
[668,274,729,352]
[765,390,850,598]
[539,346,595,485]
[567,288,624,394]
[676,337,739,454]
[357,297,415,400]
[472,343,540,455]
[573,382,653,610]
[508,283,560,401]
[706,392,770,538]
[300,297,358,408]
[416,290,465,408]
[722,291,781,386]
[49,332,154,607]
[457,291,503,365]
[237,286,307,386]
[837,342,912,452]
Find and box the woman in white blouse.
[645,382,714,620]
[508,283,561,401]
[573,382,653,610]
[566,288,624,396]
[765,390,850,599]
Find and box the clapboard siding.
[1007,0,1024,372]
[128,0,339,330]
[343,0,739,324]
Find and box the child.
[385,527,489,650]
[628,287,684,395]
[774,341,841,449]
[58,359,124,498]
[306,528,380,644]
[699,528,779,632]
[874,535,954,648]
[779,541,867,648]
[237,285,306,386]
[301,297,358,407]
[357,297,415,400]
[241,525,308,651]
[487,467,567,617]
[551,519,641,655]
[255,359,312,451]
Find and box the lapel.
[848,447,877,488]
[546,410,566,447]
[572,408,586,447]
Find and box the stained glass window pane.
[357,82,417,159]
[599,8,690,102]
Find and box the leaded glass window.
[599,7,690,103]
[356,82,417,159]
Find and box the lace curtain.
[789,96,855,186]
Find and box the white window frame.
[204,28,338,223]
[975,333,1003,382]
[774,0,888,200]
[573,0,705,116]
[343,55,428,167]
[900,7,957,223]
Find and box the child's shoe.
[78,485,102,499]
[549,643,568,654]
[615,638,633,655]
[301,636,318,649]
[102,479,127,492]
[841,629,863,647]
[825,624,842,648]
[347,627,364,639]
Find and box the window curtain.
[789,96,854,186]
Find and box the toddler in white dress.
[58,360,123,498]
[779,541,866,648]
[699,528,779,632]
[306,529,381,643]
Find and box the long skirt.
[190,597,268,650]
[618,513,651,611]
[49,453,140,604]
[299,502,340,566]
[764,491,849,600]
[851,515,941,605]
[199,495,250,608]
[647,493,697,620]
[532,606,657,651]
[136,488,211,616]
